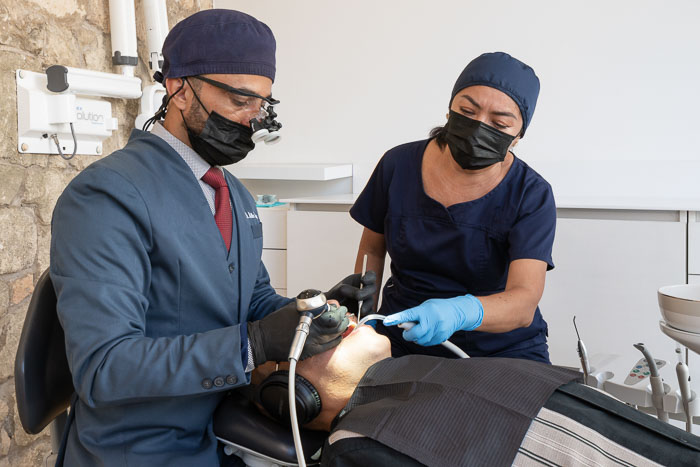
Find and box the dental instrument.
[676,361,693,433]
[634,343,669,423]
[358,254,368,322]
[573,316,591,385]
[358,314,469,358]
[289,289,331,467]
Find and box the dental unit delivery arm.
[634,343,669,422]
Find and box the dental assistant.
[351,52,555,363]
[50,10,374,466]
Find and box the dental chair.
[14,269,73,466]
[14,269,326,467]
[214,393,327,466]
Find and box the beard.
[183,97,209,135]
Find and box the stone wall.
[0,1,212,465]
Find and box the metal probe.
[358,254,368,323]
[573,316,591,385]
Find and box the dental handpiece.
[573,316,591,385]
[358,315,469,358]
[676,362,693,433]
[634,343,669,423]
[289,289,329,362]
[290,289,330,467]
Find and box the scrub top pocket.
[387,214,492,298]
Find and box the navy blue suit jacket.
[50,130,290,466]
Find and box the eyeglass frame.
[190,75,280,106]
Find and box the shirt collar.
[151,122,213,180]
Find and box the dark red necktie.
[201,168,232,251]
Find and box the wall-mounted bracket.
[16,69,128,156]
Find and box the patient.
[252,313,392,431]
[246,317,700,467]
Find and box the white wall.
[215,0,700,192]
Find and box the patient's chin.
[346,325,391,361]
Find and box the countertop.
[281,194,700,211]
[278,160,700,211]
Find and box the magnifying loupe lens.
[263,132,281,145]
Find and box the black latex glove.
[325,271,377,317]
[247,302,350,366]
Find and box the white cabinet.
[259,207,288,295]
[540,209,687,368]
[286,210,364,296]
[261,208,287,249]
[286,208,393,301]
[261,249,286,292]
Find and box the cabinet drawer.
[262,249,287,289]
[688,275,700,285]
[689,211,700,274]
[259,209,287,249]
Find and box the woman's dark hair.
[429,125,448,150]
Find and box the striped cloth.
[513,407,661,467]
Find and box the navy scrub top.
[350,139,556,363]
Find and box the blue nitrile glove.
[383,295,484,347]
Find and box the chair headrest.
[214,391,327,464]
[14,270,74,434]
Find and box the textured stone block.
[81,0,109,30]
[22,168,74,225]
[0,307,27,383]
[25,0,84,19]
[76,25,109,71]
[0,281,9,311]
[10,274,34,305]
[36,225,51,276]
[0,424,10,457]
[7,437,51,466]
[0,164,25,206]
[0,208,37,275]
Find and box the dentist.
[50,9,374,466]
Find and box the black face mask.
[182,78,256,166]
[183,110,255,166]
[444,110,516,170]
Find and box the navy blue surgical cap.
[451,52,539,135]
[161,9,276,82]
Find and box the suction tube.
[289,358,305,467]
[358,314,469,358]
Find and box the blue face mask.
[444,110,515,170]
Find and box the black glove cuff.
[246,321,266,368]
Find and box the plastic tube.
[358,314,469,358]
[108,0,138,76]
[288,358,306,467]
[143,0,169,74]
